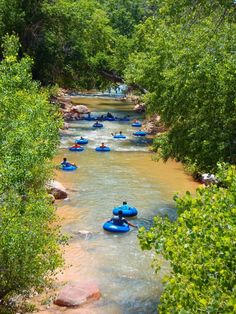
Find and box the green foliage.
[99,0,148,36]
[0,0,154,88]
[0,35,63,302]
[125,1,236,173]
[0,0,137,88]
[139,164,236,313]
[37,0,115,88]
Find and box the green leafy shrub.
[0,35,63,303]
[139,164,236,313]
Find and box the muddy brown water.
[37,98,198,314]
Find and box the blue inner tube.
[93,123,103,128]
[113,205,138,217]
[103,220,130,233]
[113,134,126,139]
[132,122,142,127]
[60,164,77,171]
[69,146,84,152]
[75,139,88,145]
[95,147,110,152]
[133,131,147,136]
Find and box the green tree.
[36,0,115,88]
[0,0,151,88]
[0,35,63,303]
[99,0,148,36]
[125,0,236,173]
[139,164,236,313]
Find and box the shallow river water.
[48,98,198,314]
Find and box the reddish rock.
[54,281,101,307]
[71,105,89,114]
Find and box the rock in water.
[71,105,89,114]
[47,180,68,200]
[77,230,93,240]
[54,281,101,307]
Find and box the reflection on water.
[52,98,198,314]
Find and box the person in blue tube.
[61,157,76,167]
[111,210,138,228]
[121,201,132,210]
[94,120,100,126]
[100,142,106,148]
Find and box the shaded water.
[52,98,198,314]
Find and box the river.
[39,97,198,314]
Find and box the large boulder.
[47,180,67,200]
[61,104,89,121]
[54,281,101,307]
[71,105,89,114]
